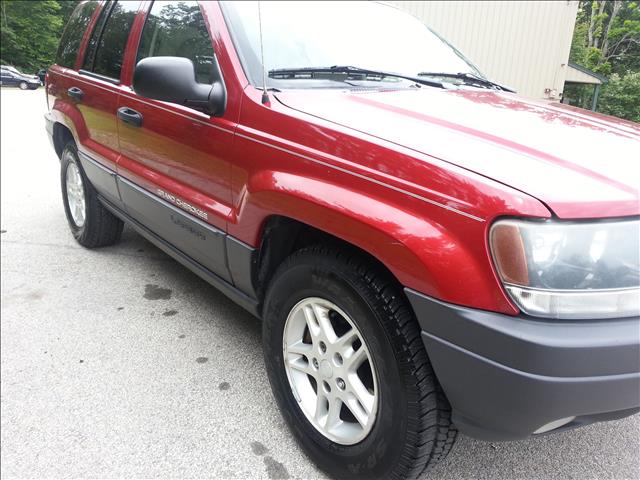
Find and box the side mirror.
[133,56,226,117]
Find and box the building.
[393,1,605,104]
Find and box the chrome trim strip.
[235,132,485,222]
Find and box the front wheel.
[18,81,28,90]
[263,246,457,480]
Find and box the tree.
[58,0,79,25]
[0,0,78,73]
[569,1,640,121]
[597,71,640,121]
[571,0,640,75]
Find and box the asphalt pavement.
[1,87,639,480]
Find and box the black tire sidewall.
[263,256,410,480]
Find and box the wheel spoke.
[286,340,313,356]
[344,394,370,428]
[302,304,321,339]
[313,304,337,342]
[325,396,342,430]
[345,344,367,371]
[287,356,315,377]
[347,374,375,415]
[335,328,358,350]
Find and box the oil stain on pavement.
[143,284,172,300]
[195,357,209,364]
[250,441,291,479]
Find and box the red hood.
[274,88,640,219]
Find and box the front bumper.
[406,289,640,441]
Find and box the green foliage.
[570,1,640,120]
[0,0,78,73]
[598,71,640,121]
[570,22,589,63]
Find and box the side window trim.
[117,0,149,87]
[78,69,121,85]
[55,1,100,69]
[82,1,115,73]
[79,1,140,83]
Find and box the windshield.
[221,1,480,89]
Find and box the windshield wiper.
[417,71,515,92]
[268,66,445,89]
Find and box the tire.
[263,245,457,480]
[60,142,124,248]
[18,81,28,90]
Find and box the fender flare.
[233,170,517,313]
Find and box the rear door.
[69,1,141,206]
[115,0,236,282]
[48,1,140,207]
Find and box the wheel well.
[52,123,74,159]
[254,215,401,304]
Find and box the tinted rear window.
[56,1,99,68]
[91,1,139,80]
[81,1,111,71]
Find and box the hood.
[274,88,640,219]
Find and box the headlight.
[490,219,640,319]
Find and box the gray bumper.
[405,289,640,441]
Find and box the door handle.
[67,86,84,101]
[117,107,143,127]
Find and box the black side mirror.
[133,56,226,117]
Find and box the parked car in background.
[1,65,41,89]
[1,65,40,81]
[37,69,47,84]
[45,2,640,480]
[1,65,21,75]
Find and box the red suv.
[46,2,640,479]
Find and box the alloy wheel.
[283,297,378,445]
[65,161,86,228]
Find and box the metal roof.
[566,62,608,85]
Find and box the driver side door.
[116,0,236,283]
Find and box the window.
[89,1,139,80]
[137,1,215,84]
[220,2,479,89]
[82,1,111,71]
[56,1,99,68]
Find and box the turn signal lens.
[490,223,529,285]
